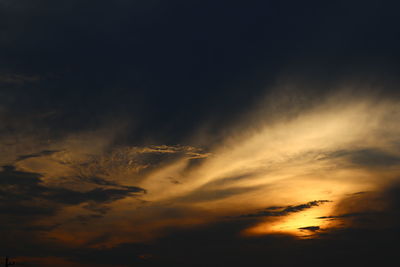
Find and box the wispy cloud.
[238,200,331,218]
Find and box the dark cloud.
[317,212,374,220]
[0,164,147,263]
[0,165,144,200]
[15,149,60,161]
[298,226,320,232]
[84,176,123,187]
[0,165,145,218]
[238,200,330,218]
[65,176,147,197]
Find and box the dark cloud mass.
[1,0,400,143]
[1,0,400,266]
[0,165,144,220]
[62,187,400,267]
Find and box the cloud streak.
[239,200,331,218]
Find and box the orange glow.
[243,201,337,238]
[3,93,400,249]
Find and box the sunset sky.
[1,1,400,266]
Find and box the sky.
[1,1,400,266]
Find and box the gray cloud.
[324,148,400,168]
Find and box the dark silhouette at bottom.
[4,257,16,267]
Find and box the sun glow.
[243,201,336,238]
[5,94,400,247]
